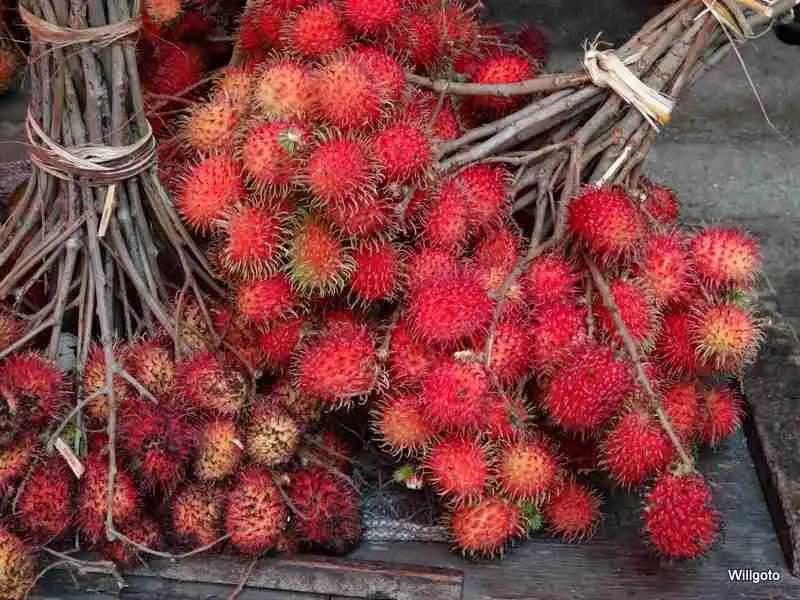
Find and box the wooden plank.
[743,294,800,576]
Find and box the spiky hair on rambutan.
[225,467,288,554]
[254,59,317,120]
[637,232,694,307]
[483,394,531,441]
[386,316,443,387]
[528,302,587,375]
[458,163,512,231]
[0,526,35,600]
[234,275,297,328]
[403,90,462,141]
[406,272,493,348]
[421,177,470,252]
[424,436,492,505]
[599,411,673,488]
[142,41,205,98]
[654,311,708,377]
[592,278,659,349]
[305,133,381,210]
[214,203,290,281]
[124,339,175,400]
[542,479,602,542]
[321,192,397,239]
[194,417,244,482]
[245,400,300,467]
[481,315,533,385]
[349,240,402,305]
[689,227,760,291]
[257,316,307,373]
[77,452,139,545]
[661,381,701,442]
[16,456,73,543]
[271,378,323,425]
[99,515,163,568]
[174,351,246,416]
[315,49,391,130]
[351,46,406,104]
[372,120,434,185]
[143,0,181,26]
[403,245,461,292]
[470,223,521,274]
[447,496,523,558]
[371,393,435,456]
[690,302,763,373]
[212,65,254,109]
[495,437,560,502]
[182,97,239,154]
[567,186,646,262]
[638,178,680,226]
[288,466,362,554]
[420,358,491,431]
[343,0,401,34]
[171,484,226,548]
[237,2,285,58]
[118,397,197,490]
[0,307,23,350]
[240,119,311,196]
[0,435,35,496]
[467,51,536,115]
[520,252,580,309]
[643,472,718,559]
[699,385,743,447]
[542,343,635,433]
[176,154,244,235]
[82,343,131,425]
[282,2,349,59]
[0,352,68,438]
[294,321,381,408]
[389,9,442,70]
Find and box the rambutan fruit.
[99,515,162,567]
[600,411,673,487]
[567,186,646,261]
[254,60,317,120]
[17,456,73,542]
[241,120,311,195]
[483,315,533,385]
[406,273,493,347]
[245,401,300,467]
[257,317,306,373]
[174,352,246,416]
[643,473,718,559]
[351,46,406,103]
[238,3,285,57]
[422,179,470,252]
[144,0,181,26]
[542,480,601,541]
[212,306,266,370]
[471,224,521,274]
[484,394,531,440]
[283,3,349,59]
[638,232,693,306]
[344,0,401,34]
[315,51,386,130]
[213,66,254,108]
[387,317,442,386]
[458,164,510,230]
[288,467,361,554]
[182,98,239,154]
[372,393,434,455]
[225,467,287,554]
[373,121,433,184]
[520,253,579,309]
[124,339,175,400]
[661,382,700,441]
[689,228,760,290]
[542,343,634,432]
[276,385,323,426]
[172,484,225,547]
[295,322,379,406]
[699,386,743,447]
[592,279,657,348]
[393,11,442,69]
[425,436,491,505]
[469,52,535,115]
[495,438,559,502]
[0,527,34,600]
[82,344,130,424]
[177,155,244,234]
[0,352,67,437]
[420,359,491,430]
[0,309,23,350]
[306,136,378,209]
[216,204,288,280]
[0,435,34,496]
[194,418,244,481]
[143,42,205,97]
[690,303,761,372]
[288,217,353,296]
[448,496,522,558]
[640,179,680,225]
[404,245,461,292]
[528,302,587,374]
[654,311,707,377]
[78,453,139,545]
[118,398,197,489]
[349,241,401,304]
[321,193,396,238]
[235,275,297,327]
[517,26,549,64]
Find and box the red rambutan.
[654,311,707,377]
[543,480,601,541]
[306,136,378,208]
[17,456,73,542]
[0,435,35,496]
[283,3,349,59]
[373,121,433,184]
[517,26,549,64]
[640,179,680,225]
[235,275,297,327]
[321,192,396,238]
[542,343,634,432]
[425,436,491,505]
[254,60,317,119]
[0,309,23,350]
[194,418,244,481]
[82,344,130,425]
[143,42,205,97]
[0,352,67,435]
[404,245,461,292]
[472,224,520,274]
[225,467,287,554]
[520,252,579,309]
[100,515,163,567]
[344,0,401,34]
[448,496,522,558]
[238,4,285,57]
[528,302,587,374]
[174,352,246,416]
[420,359,491,431]
[393,11,442,69]
[315,51,387,130]
[600,411,673,487]
[257,317,306,373]
[483,394,531,441]
[643,473,718,559]
[689,228,760,290]
[288,217,353,295]
[216,204,288,280]
[172,484,226,547]
[372,393,435,455]
[456,164,510,230]
[638,232,693,306]
[78,453,139,545]
[352,46,406,103]
[386,317,442,386]
[469,52,535,115]
[177,155,244,234]
[690,303,761,373]
[661,381,700,441]
[124,339,175,400]
[241,120,311,195]
[495,438,559,502]
[183,98,239,154]
[349,241,401,303]
[592,279,657,348]
[699,386,743,447]
[483,315,533,385]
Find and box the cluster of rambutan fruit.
[157,0,763,562]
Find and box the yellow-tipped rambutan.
[690,303,762,373]
[288,217,354,296]
[447,496,523,558]
[690,227,760,290]
[182,97,239,154]
[254,59,317,119]
[245,400,300,467]
[172,484,226,547]
[315,51,387,130]
[82,344,130,425]
[144,0,182,26]
[194,417,244,481]
[495,437,559,502]
[0,435,35,496]
[124,339,175,400]
[225,467,287,554]
[0,308,23,350]
[0,527,35,600]
[372,393,435,455]
[425,436,491,505]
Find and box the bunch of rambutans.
[154,0,764,562]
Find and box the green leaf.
[521,502,544,534]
